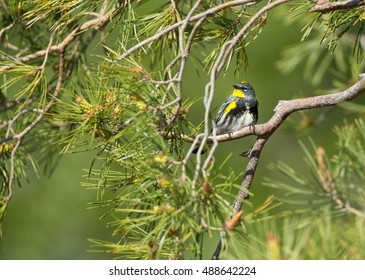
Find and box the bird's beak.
[233,84,239,89]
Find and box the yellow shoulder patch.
[224,99,237,114]
[232,89,245,98]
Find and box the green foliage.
[1,0,365,260]
[277,2,365,86]
[52,53,249,258]
[224,209,365,259]
[266,119,365,214]
[239,119,365,259]
[200,4,256,73]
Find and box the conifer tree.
[1,0,364,259]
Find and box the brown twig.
[310,0,365,12]
[316,146,333,191]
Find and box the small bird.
[193,81,258,153]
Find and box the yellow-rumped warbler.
[193,81,258,153]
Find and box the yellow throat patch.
[233,89,245,98]
[224,99,237,114]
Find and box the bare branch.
[310,0,365,12]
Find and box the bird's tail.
[192,142,212,154]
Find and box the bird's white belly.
[218,111,255,134]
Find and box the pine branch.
[310,0,365,12]
[0,2,127,214]
[3,50,65,232]
[2,0,364,259]
[116,0,259,61]
[210,74,365,259]
[316,146,365,218]
[0,4,124,73]
[192,74,365,145]
[193,0,294,188]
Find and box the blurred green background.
[0,6,361,259]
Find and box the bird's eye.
[242,86,248,91]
